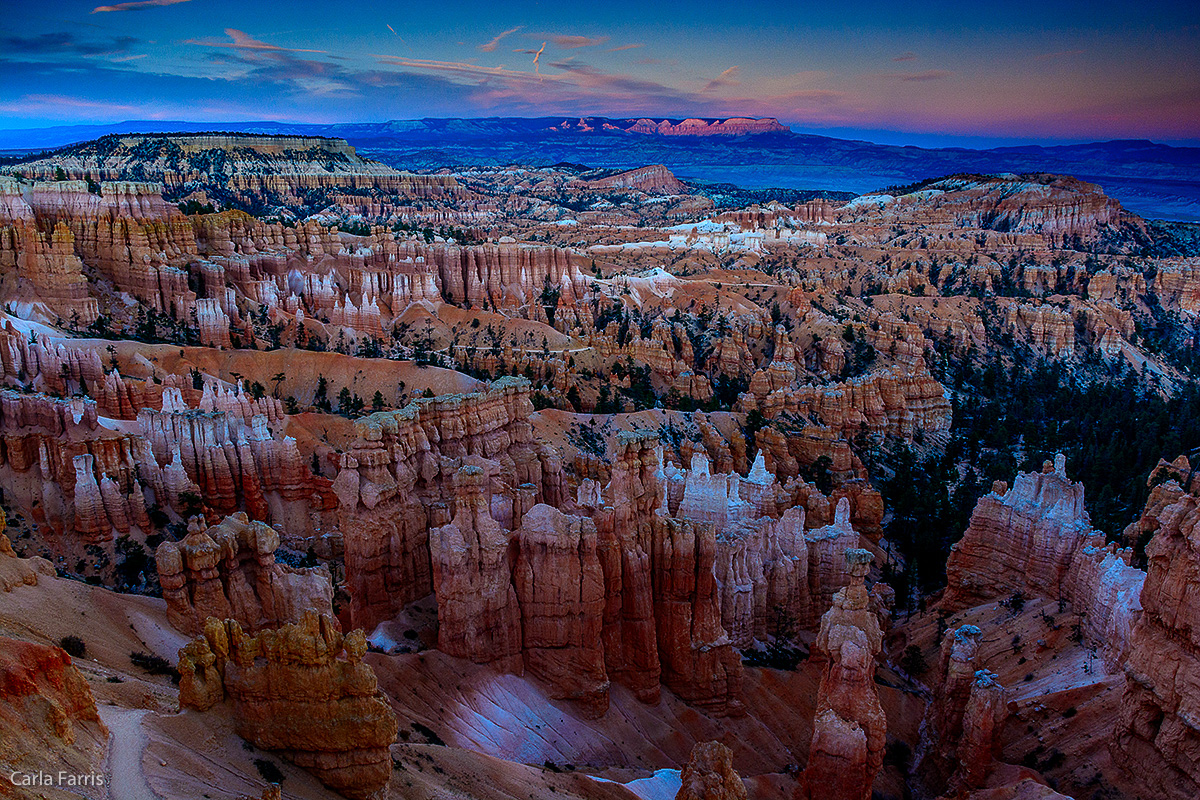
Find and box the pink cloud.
[92,0,191,12]
[551,35,610,49]
[479,26,521,53]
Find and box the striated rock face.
[334,377,561,631]
[650,514,744,716]
[178,612,398,799]
[1111,489,1200,800]
[943,455,1145,665]
[0,637,107,769]
[675,740,749,800]
[156,512,333,636]
[804,548,885,800]
[429,465,523,671]
[576,165,687,194]
[513,503,608,717]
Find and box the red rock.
[804,549,885,800]
[178,612,398,799]
[429,465,523,671]
[1111,487,1200,800]
[513,503,608,717]
[675,741,748,800]
[156,512,334,635]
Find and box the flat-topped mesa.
[574,165,688,194]
[429,465,523,671]
[10,134,460,199]
[178,612,398,800]
[942,453,1146,665]
[626,117,789,136]
[804,548,886,800]
[1111,486,1200,800]
[156,512,334,636]
[333,377,562,631]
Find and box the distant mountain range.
[3,117,1199,221]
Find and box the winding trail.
[98,706,158,800]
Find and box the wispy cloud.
[2,32,139,56]
[893,51,917,62]
[551,35,609,49]
[888,69,953,82]
[186,29,327,54]
[479,26,521,52]
[606,43,643,52]
[92,0,191,12]
[703,65,740,92]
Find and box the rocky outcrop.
[513,503,608,717]
[156,512,334,635]
[917,625,1007,793]
[943,455,1145,664]
[675,741,748,800]
[625,117,789,137]
[429,465,523,671]
[1111,489,1200,800]
[334,377,562,631]
[0,524,55,593]
[577,165,687,194]
[0,637,107,785]
[178,612,398,799]
[803,549,885,800]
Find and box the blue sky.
[1,0,1197,145]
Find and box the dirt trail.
[98,706,158,800]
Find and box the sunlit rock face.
[178,612,398,800]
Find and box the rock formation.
[156,512,334,635]
[0,637,108,782]
[803,548,885,800]
[0,519,55,593]
[513,503,608,717]
[1111,488,1200,800]
[429,465,523,671]
[918,625,1007,793]
[178,612,398,799]
[943,455,1145,664]
[333,377,561,631]
[675,741,749,800]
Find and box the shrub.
[253,758,284,784]
[129,651,176,678]
[59,635,86,658]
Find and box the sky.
[1,0,1198,146]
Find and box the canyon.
[0,130,1195,800]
